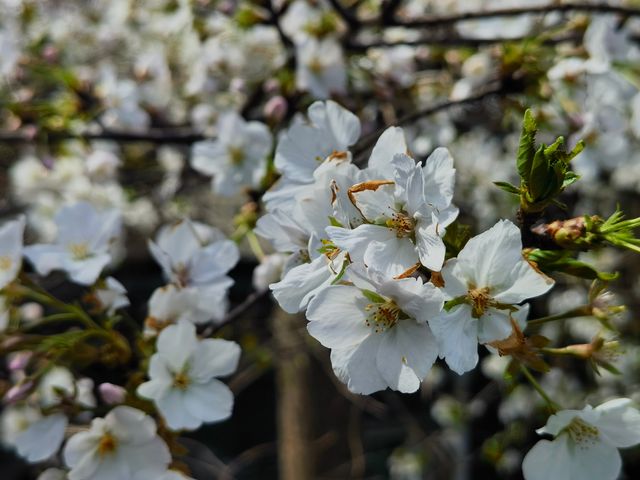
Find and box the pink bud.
[264,96,288,124]
[8,352,32,371]
[4,381,33,404]
[263,78,281,94]
[98,383,127,405]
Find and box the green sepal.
[361,289,386,304]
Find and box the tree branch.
[353,82,504,164]
[0,127,206,145]
[369,2,640,28]
[327,0,361,30]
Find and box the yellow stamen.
[468,286,491,318]
[97,433,118,456]
[0,256,12,270]
[173,372,191,390]
[68,243,91,261]
[228,146,245,166]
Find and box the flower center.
[386,211,415,238]
[173,371,191,390]
[308,57,324,74]
[68,242,91,261]
[228,146,245,166]
[365,299,405,333]
[566,417,599,447]
[467,286,491,318]
[173,263,190,288]
[0,256,12,271]
[97,433,118,457]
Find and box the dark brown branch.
[0,127,206,145]
[347,32,582,51]
[327,0,361,30]
[353,82,504,164]
[367,2,640,28]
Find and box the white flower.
[144,284,203,336]
[38,366,95,409]
[295,37,347,99]
[306,264,443,394]
[191,111,272,196]
[23,202,122,286]
[273,100,361,184]
[429,220,554,374]
[328,149,457,276]
[95,277,130,316]
[1,406,67,463]
[148,219,239,323]
[0,215,25,290]
[137,321,240,431]
[522,398,640,480]
[63,406,171,480]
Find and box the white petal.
[415,224,446,271]
[429,305,479,375]
[307,285,372,349]
[522,437,572,480]
[440,258,469,298]
[376,321,438,393]
[327,224,396,264]
[190,339,241,380]
[378,277,444,323]
[477,309,514,344]
[595,398,640,448]
[363,238,418,278]
[184,380,234,424]
[15,414,67,462]
[367,127,407,179]
[456,219,524,289]
[191,140,228,176]
[65,253,112,285]
[333,334,387,395]
[157,389,201,431]
[156,321,198,370]
[323,100,361,149]
[188,239,239,285]
[270,256,333,313]
[422,147,456,208]
[23,244,65,277]
[492,259,554,304]
[569,436,622,480]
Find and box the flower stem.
[527,306,591,327]
[520,365,559,412]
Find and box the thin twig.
[368,2,640,28]
[347,32,582,50]
[203,289,270,337]
[353,83,503,163]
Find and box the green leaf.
[528,145,548,201]
[526,249,618,281]
[562,171,580,189]
[493,181,520,195]
[517,109,537,180]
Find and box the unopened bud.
[264,96,288,124]
[8,351,32,371]
[98,383,127,405]
[4,381,33,404]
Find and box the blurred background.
[1,0,640,479]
